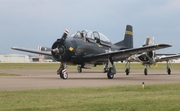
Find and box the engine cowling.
[51,40,66,62]
[51,29,69,62]
[138,51,154,62]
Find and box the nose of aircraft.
[51,29,69,61]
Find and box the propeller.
[151,37,155,45]
[38,46,52,51]
[143,36,150,46]
[51,29,69,61]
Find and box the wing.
[11,46,52,56]
[83,44,171,63]
[156,54,180,62]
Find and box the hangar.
[0,54,30,63]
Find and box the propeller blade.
[144,36,150,46]
[38,46,52,51]
[59,29,69,44]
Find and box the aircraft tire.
[107,68,114,79]
[59,70,64,79]
[60,69,68,79]
[125,69,130,75]
[62,72,68,79]
[144,68,147,75]
[107,73,114,79]
[167,68,171,75]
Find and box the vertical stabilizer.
[114,25,133,49]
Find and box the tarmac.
[0,69,180,90]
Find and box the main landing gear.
[57,63,68,79]
[103,62,109,73]
[166,61,171,75]
[107,58,116,79]
[143,61,172,75]
[77,65,82,73]
[125,61,130,75]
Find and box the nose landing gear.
[57,63,68,79]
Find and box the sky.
[0,0,180,55]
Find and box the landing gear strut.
[57,63,68,79]
[103,62,109,73]
[125,61,130,75]
[107,58,116,79]
[77,65,82,73]
[166,61,171,75]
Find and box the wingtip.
[11,46,17,49]
[157,44,172,47]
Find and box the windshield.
[70,30,111,43]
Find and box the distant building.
[0,54,55,63]
[0,54,30,63]
[171,58,180,63]
[29,55,44,62]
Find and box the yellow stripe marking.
[125,31,133,35]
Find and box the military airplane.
[125,36,180,75]
[38,25,134,73]
[11,25,171,79]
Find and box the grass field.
[0,84,180,111]
[0,62,180,70]
[0,72,20,76]
[0,63,180,111]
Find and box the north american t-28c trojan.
[125,36,180,75]
[11,25,171,79]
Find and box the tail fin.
[114,25,133,49]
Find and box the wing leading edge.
[83,44,172,62]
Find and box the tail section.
[114,25,133,49]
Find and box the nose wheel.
[144,65,148,75]
[57,63,68,79]
[59,69,68,79]
[144,68,148,75]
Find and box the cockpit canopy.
[70,30,111,43]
